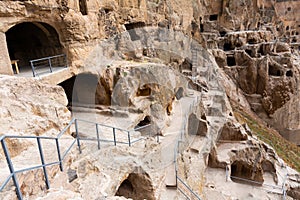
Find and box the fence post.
[75,119,81,153]
[30,61,36,77]
[1,138,23,200]
[48,58,53,73]
[113,128,117,146]
[37,138,50,189]
[55,138,63,171]
[96,124,100,150]
[128,131,131,147]
[157,131,159,143]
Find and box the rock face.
[0,0,299,200]
[0,75,71,157]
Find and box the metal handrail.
[30,54,67,77]
[177,176,202,200]
[0,117,150,200]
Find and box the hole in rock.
[224,42,234,51]
[268,65,283,76]
[219,31,227,37]
[227,56,236,66]
[115,172,155,200]
[231,160,264,185]
[125,22,145,41]
[209,14,218,21]
[136,85,151,96]
[135,116,151,128]
[79,0,88,15]
[286,70,293,77]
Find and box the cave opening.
[209,14,218,21]
[247,38,257,44]
[219,31,227,37]
[231,160,263,185]
[136,85,151,96]
[227,56,236,66]
[79,0,88,15]
[180,58,193,72]
[268,65,283,76]
[245,49,253,57]
[286,70,293,77]
[58,73,112,109]
[5,22,63,73]
[135,116,151,128]
[224,42,234,51]
[125,22,145,41]
[115,172,155,200]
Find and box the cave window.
[296,32,299,35]
[125,22,145,41]
[209,14,218,21]
[79,0,88,15]
[219,31,227,37]
[292,38,297,43]
[268,65,283,76]
[223,42,233,51]
[200,24,204,32]
[247,38,257,44]
[286,26,289,31]
[287,7,291,11]
[227,56,236,66]
[231,161,263,184]
[115,172,154,199]
[245,49,253,57]
[180,58,192,71]
[286,70,293,77]
[135,116,151,128]
[137,85,151,96]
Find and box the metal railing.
[30,54,67,77]
[0,118,149,200]
[173,95,203,200]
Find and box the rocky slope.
[0,0,299,199]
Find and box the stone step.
[165,164,177,187]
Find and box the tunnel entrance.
[231,160,264,185]
[5,22,63,73]
[115,172,155,200]
[59,73,111,109]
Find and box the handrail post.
[75,119,81,153]
[1,138,23,200]
[30,61,36,77]
[157,131,159,143]
[113,128,117,146]
[55,138,63,171]
[48,58,53,73]
[128,131,131,147]
[37,138,50,189]
[96,123,100,150]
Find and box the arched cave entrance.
[59,73,111,109]
[115,172,155,200]
[230,160,264,185]
[5,22,63,73]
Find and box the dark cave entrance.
[59,73,111,109]
[5,22,63,73]
[230,160,264,185]
[227,55,236,66]
[115,172,155,200]
[125,22,145,41]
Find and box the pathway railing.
[173,95,203,200]
[0,118,149,200]
[30,54,67,77]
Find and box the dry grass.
[233,106,300,172]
